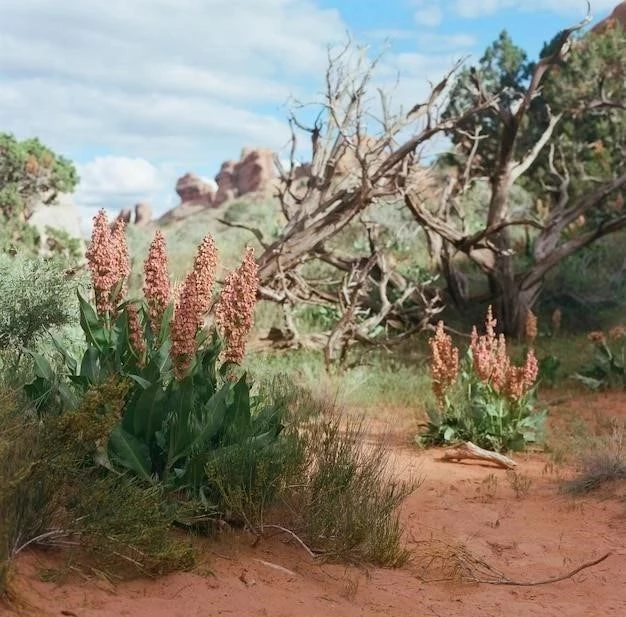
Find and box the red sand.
[3,390,625,617]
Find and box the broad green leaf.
[49,332,78,374]
[77,290,107,349]
[168,384,230,467]
[28,351,55,381]
[80,346,100,384]
[128,374,152,389]
[123,382,165,442]
[108,425,154,483]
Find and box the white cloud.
[75,156,176,215]
[0,0,347,211]
[414,6,444,27]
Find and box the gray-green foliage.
[0,254,80,355]
[0,132,78,255]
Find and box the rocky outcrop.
[159,148,277,222]
[213,148,275,206]
[114,202,153,227]
[591,1,626,33]
[134,201,152,226]
[28,193,85,256]
[175,173,217,208]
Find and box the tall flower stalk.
[215,247,259,365]
[143,231,171,337]
[85,210,130,319]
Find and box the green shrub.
[0,253,80,375]
[287,413,415,566]
[573,327,626,390]
[0,391,57,599]
[0,380,194,600]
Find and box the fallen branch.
[414,539,612,587]
[481,551,612,587]
[439,441,517,469]
[263,524,318,559]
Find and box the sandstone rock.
[214,161,237,206]
[212,148,275,206]
[28,193,85,257]
[134,201,152,225]
[591,1,626,33]
[175,172,216,207]
[116,208,132,224]
[236,148,274,195]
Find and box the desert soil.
[2,389,625,617]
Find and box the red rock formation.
[134,202,152,226]
[213,148,275,206]
[175,173,216,207]
[591,1,626,33]
[214,160,238,205]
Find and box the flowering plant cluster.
[25,210,283,497]
[574,325,626,390]
[421,306,546,453]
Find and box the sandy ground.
[2,390,625,617]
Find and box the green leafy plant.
[573,327,626,390]
[538,354,561,387]
[23,211,284,504]
[420,307,546,453]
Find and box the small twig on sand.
[439,441,518,470]
[480,551,612,587]
[253,559,298,577]
[263,525,317,559]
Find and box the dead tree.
[404,8,626,336]
[232,40,496,362]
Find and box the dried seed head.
[587,330,606,344]
[85,209,129,317]
[429,321,460,403]
[608,325,626,341]
[191,234,218,325]
[143,231,171,336]
[215,247,259,365]
[170,270,201,380]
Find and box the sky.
[0,0,618,222]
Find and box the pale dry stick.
[439,441,518,470]
[263,524,318,559]
[253,559,298,577]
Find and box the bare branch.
[217,219,269,249]
[510,110,563,182]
